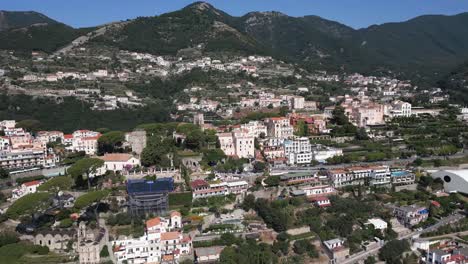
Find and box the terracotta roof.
[171,211,181,217]
[162,254,174,261]
[146,217,161,229]
[161,231,180,241]
[64,134,73,139]
[190,179,209,189]
[23,180,41,187]
[99,153,134,162]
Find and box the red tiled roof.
[161,231,180,241]
[171,211,181,217]
[146,217,161,229]
[191,179,209,189]
[23,180,40,187]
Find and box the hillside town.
[1,1,468,264]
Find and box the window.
[443,176,451,183]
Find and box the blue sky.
[2,0,468,29]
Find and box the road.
[340,212,465,264]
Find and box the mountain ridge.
[2,2,468,81]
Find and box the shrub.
[6,192,51,219]
[100,245,109,257]
[37,176,73,191]
[74,190,110,209]
[59,218,73,228]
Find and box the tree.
[98,131,125,155]
[241,194,256,211]
[331,106,349,126]
[253,162,266,173]
[0,168,9,179]
[356,127,370,140]
[15,119,42,133]
[68,158,104,189]
[364,256,376,264]
[264,175,280,186]
[413,158,423,166]
[379,239,410,264]
[219,246,237,264]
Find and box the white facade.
[240,121,267,138]
[284,137,312,165]
[366,218,388,230]
[389,100,412,118]
[265,118,293,139]
[217,129,254,159]
[113,212,192,264]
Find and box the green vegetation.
[98,131,125,155]
[37,176,73,192]
[168,192,193,208]
[219,239,278,264]
[68,158,105,189]
[0,94,171,133]
[74,190,110,209]
[6,192,51,219]
[192,194,236,209]
[0,242,49,264]
[263,175,280,187]
[100,245,109,258]
[378,239,410,264]
[0,167,9,179]
[293,239,318,258]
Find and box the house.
[311,196,331,207]
[265,117,294,139]
[11,180,42,200]
[99,153,141,172]
[394,205,429,227]
[323,238,350,264]
[113,211,192,264]
[195,246,225,263]
[53,193,75,208]
[366,218,388,230]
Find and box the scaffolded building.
[127,178,174,217]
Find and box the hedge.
[74,190,110,209]
[6,192,51,219]
[169,192,192,207]
[16,175,45,185]
[37,176,73,192]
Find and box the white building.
[11,180,42,200]
[389,100,412,118]
[217,129,254,159]
[99,153,141,172]
[366,218,388,230]
[265,117,294,139]
[290,96,305,109]
[431,170,468,194]
[312,145,343,163]
[113,211,192,264]
[240,121,267,138]
[284,137,312,165]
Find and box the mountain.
[92,2,266,56]
[3,2,468,79]
[0,11,93,53]
[438,61,468,105]
[0,10,59,31]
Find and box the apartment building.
[265,117,294,139]
[284,137,312,165]
[327,166,391,187]
[190,179,248,199]
[217,129,255,159]
[240,121,267,138]
[0,149,46,169]
[113,211,192,264]
[394,205,429,227]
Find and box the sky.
[2,0,468,29]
